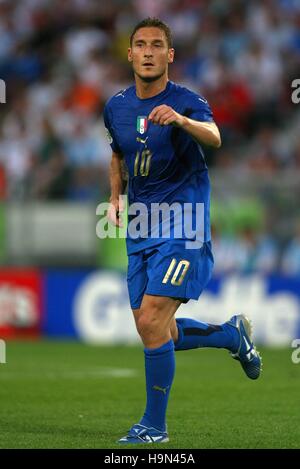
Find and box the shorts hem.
[145,288,199,303]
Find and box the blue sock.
[175,318,239,352]
[139,339,175,432]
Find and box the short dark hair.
[130,17,173,48]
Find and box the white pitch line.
[0,367,138,380]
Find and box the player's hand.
[107,197,124,227]
[148,105,185,127]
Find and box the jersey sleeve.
[183,92,214,123]
[103,103,122,154]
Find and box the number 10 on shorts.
[162,258,190,286]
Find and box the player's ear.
[168,48,175,64]
[128,48,133,62]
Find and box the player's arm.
[148,105,221,148]
[180,119,221,148]
[108,151,125,227]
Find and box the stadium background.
[0,0,300,449]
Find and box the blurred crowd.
[0,0,300,273]
[212,222,300,276]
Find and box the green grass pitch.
[0,341,299,448]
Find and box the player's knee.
[136,300,164,339]
[136,313,159,340]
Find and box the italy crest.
[137,116,148,134]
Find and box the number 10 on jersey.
[134,149,152,176]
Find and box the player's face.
[128,27,174,83]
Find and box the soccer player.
[103,18,262,444]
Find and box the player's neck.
[135,76,169,99]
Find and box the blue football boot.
[118,423,169,444]
[226,314,262,380]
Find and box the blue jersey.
[103,80,214,254]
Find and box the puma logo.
[115,90,126,98]
[153,385,170,395]
[136,136,149,144]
